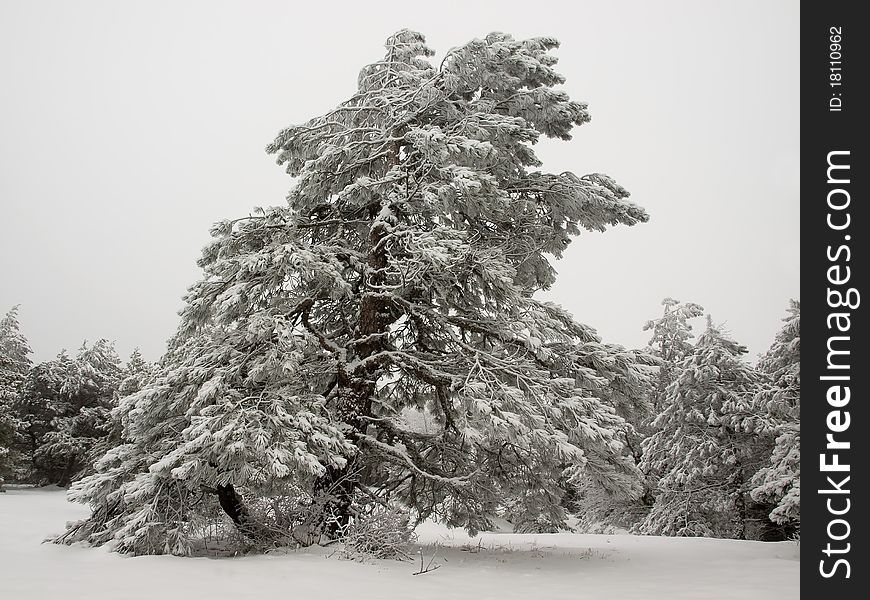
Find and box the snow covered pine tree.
[0,306,33,489]
[638,319,769,539]
[15,340,123,486]
[58,30,651,555]
[749,300,800,537]
[569,298,701,532]
[643,298,705,413]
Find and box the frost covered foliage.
[335,504,417,560]
[633,299,705,504]
[638,320,769,539]
[643,298,704,411]
[59,30,650,555]
[570,299,699,533]
[566,476,650,534]
[749,301,800,532]
[0,306,32,488]
[84,347,156,480]
[57,329,355,554]
[117,348,154,397]
[13,341,122,485]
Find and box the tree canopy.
[59,30,652,554]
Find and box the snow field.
[1,488,798,600]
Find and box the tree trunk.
[216,483,258,539]
[313,464,357,538]
[314,141,401,536]
[734,487,748,540]
[56,454,77,488]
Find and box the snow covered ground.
[1,487,798,599]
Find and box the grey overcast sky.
[0,0,799,363]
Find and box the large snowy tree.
[0,306,33,488]
[60,30,651,554]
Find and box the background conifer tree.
[0,306,32,489]
[749,300,800,535]
[14,341,122,485]
[638,319,767,538]
[569,298,700,532]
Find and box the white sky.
[0,0,799,363]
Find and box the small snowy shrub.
[336,503,417,560]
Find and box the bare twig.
[412,544,442,575]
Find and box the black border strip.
[803,2,867,595]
